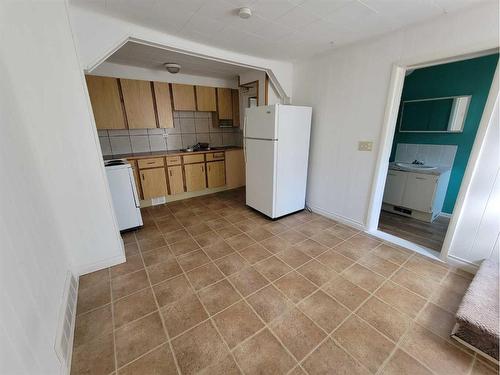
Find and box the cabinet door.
[153,82,173,128]
[195,86,216,111]
[167,165,184,195]
[217,88,233,120]
[140,168,167,199]
[207,161,225,188]
[184,163,206,192]
[171,84,196,111]
[85,75,126,129]
[225,149,245,189]
[382,170,407,206]
[120,79,157,129]
[402,173,438,212]
[232,89,240,127]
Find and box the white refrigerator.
[244,104,312,219]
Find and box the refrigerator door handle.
[243,115,247,164]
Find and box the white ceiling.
[71,0,493,60]
[106,41,256,79]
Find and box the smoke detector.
[164,63,181,74]
[238,7,252,19]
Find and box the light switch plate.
[358,141,373,151]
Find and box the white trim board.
[367,229,442,261]
[77,252,126,276]
[307,203,365,231]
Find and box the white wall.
[292,3,499,260]
[92,61,238,88]
[67,4,293,100]
[0,1,123,373]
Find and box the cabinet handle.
[141,173,145,180]
[208,165,211,171]
[388,173,396,176]
[169,170,172,177]
[415,177,426,180]
[147,162,155,165]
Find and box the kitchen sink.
[395,162,437,171]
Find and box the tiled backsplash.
[98,111,243,156]
[395,143,458,168]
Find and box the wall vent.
[55,272,78,374]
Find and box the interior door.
[245,138,276,217]
[382,170,407,206]
[245,105,278,140]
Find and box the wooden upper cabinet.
[232,89,240,127]
[217,88,233,120]
[195,86,217,112]
[171,84,196,111]
[153,82,173,128]
[85,75,126,130]
[120,79,157,129]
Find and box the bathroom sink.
[395,162,437,171]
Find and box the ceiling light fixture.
[238,7,252,19]
[164,63,181,74]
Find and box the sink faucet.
[412,159,424,165]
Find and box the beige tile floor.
[71,188,497,375]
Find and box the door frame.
[365,48,499,264]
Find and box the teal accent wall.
[390,54,498,214]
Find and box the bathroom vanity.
[382,163,451,222]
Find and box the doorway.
[366,51,499,261]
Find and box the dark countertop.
[103,146,242,160]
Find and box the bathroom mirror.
[399,95,471,133]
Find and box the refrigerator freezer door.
[244,105,278,140]
[245,138,277,218]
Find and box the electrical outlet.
[162,133,168,139]
[358,141,373,151]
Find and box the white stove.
[104,159,143,231]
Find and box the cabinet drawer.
[206,152,225,161]
[183,154,205,164]
[166,156,181,166]
[138,158,164,169]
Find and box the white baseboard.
[306,203,365,230]
[77,253,126,276]
[447,254,479,274]
[140,186,235,208]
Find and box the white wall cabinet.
[382,168,450,222]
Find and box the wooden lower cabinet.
[167,165,184,195]
[207,161,225,188]
[184,163,206,192]
[140,168,167,199]
[225,149,245,188]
